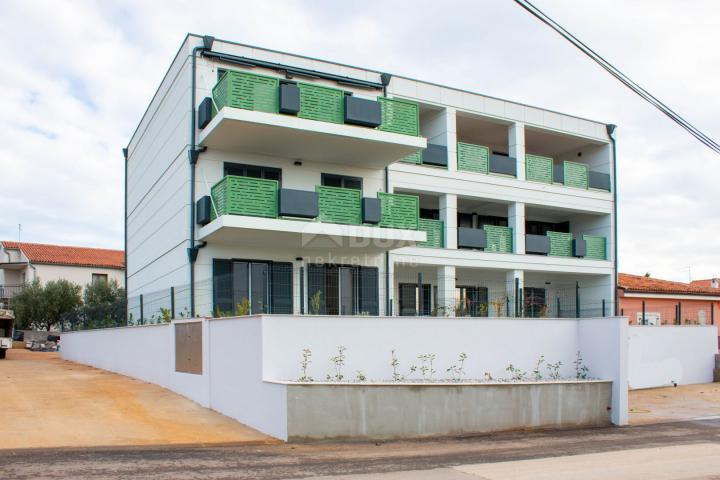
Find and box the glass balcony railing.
[209,176,421,231]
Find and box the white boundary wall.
[628,325,718,389]
[61,315,629,440]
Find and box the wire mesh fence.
[622,300,718,326]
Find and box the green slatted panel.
[378,97,420,136]
[525,154,553,183]
[212,71,279,113]
[418,219,444,248]
[378,192,419,229]
[547,231,573,257]
[563,161,589,189]
[211,175,278,219]
[583,235,607,260]
[316,186,362,225]
[401,151,423,164]
[298,83,345,124]
[457,142,489,174]
[482,225,513,253]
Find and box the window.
[526,221,570,235]
[321,173,362,190]
[213,259,292,315]
[91,274,108,286]
[420,208,439,220]
[307,265,378,315]
[224,163,282,184]
[455,286,489,317]
[524,287,547,318]
[398,283,432,316]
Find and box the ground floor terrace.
[125,247,615,322]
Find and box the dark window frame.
[307,263,378,316]
[91,273,109,286]
[224,162,282,185]
[212,258,293,315]
[321,173,363,191]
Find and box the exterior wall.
[125,36,194,311]
[628,325,718,389]
[61,314,628,440]
[31,264,124,287]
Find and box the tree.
[83,279,125,307]
[12,279,82,331]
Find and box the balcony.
[526,231,607,260]
[417,219,444,248]
[198,176,426,250]
[456,141,517,177]
[0,284,24,308]
[198,71,426,168]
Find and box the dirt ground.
[0,349,275,449]
[629,383,720,424]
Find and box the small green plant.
[418,353,437,381]
[574,351,589,379]
[505,363,526,381]
[546,360,562,380]
[391,349,402,382]
[484,372,494,381]
[355,370,367,382]
[326,345,347,382]
[298,348,313,382]
[160,308,172,323]
[490,296,507,317]
[447,352,468,381]
[533,355,545,381]
[235,298,251,316]
[309,291,322,315]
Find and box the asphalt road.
[3,418,720,480]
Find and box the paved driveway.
[0,349,275,449]
[629,383,720,424]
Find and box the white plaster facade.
[125,34,616,320]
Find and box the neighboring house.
[618,273,720,331]
[0,241,124,306]
[125,34,616,321]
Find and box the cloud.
[0,0,717,281]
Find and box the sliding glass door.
[213,259,292,315]
[398,283,432,316]
[307,265,378,316]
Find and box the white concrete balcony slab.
[199,107,427,168]
[199,215,426,251]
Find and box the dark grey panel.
[279,83,300,115]
[196,196,212,226]
[344,96,382,127]
[279,189,318,218]
[458,227,487,249]
[553,164,564,184]
[573,238,587,258]
[526,234,550,255]
[422,144,448,167]
[589,171,611,191]
[362,197,381,224]
[198,97,213,130]
[489,154,517,177]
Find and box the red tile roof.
[618,273,720,297]
[1,241,124,270]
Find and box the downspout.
[122,147,128,318]
[381,73,392,316]
[188,36,215,317]
[607,124,619,316]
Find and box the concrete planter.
[282,380,612,441]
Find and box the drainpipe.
[381,73,392,316]
[188,35,215,317]
[123,147,128,318]
[607,124,619,316]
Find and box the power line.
[514,0,720,154]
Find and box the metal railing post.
[642,300,646,325]
[557,296,561,318]
[602,298,606,317]
[300,266,305,314]
[139,294,144,325]
[170,287,175,320]
[514,278,520,317]
[417,272,423,316]
[678,302,682,324]
[711,303,715,325]
[575,281,580,318]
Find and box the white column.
[508,202,526,254]
[509,122,526,180]
[422,107,457,172]
[445,108,457,173]
[383,256,395,316]
[437,265,456,317]
[506,270,524,317]
[293,259,304,314]
[440,193,457,249]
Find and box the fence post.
[642,300,646,325]
[602,298,606,317]
[711,303,715,325]
[170,287,175,320]
[556,296,561,318]
[575,281,580,318]
[299,266,305,314]
[417,272,423,316]
[678,302,682,324]
[506,296,510,317]
[514,278,519,317]
[139,294,144,325]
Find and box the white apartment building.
[125,34,616,321]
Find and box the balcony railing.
[210,70,420,136]
[526,232,607,260]
[525,155,611,191]
[418,219,444,248]
[209,176,421,230]
[483,225,513,253]
[0,284,24,305]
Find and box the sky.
[0,0,717,282]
